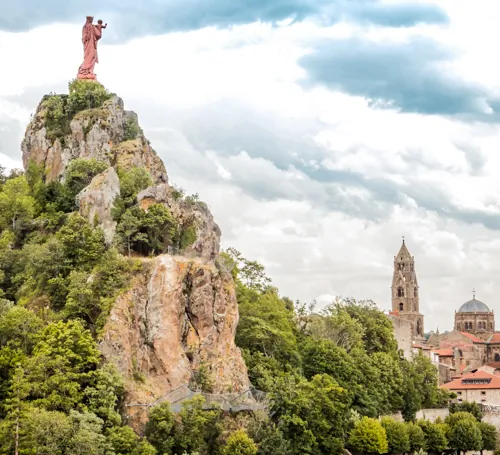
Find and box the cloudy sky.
[2,0,500,331]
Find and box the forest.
[0,161,496,454]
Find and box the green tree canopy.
[380,417,410,454]
[347,416,388,455]
[222,430,258,455]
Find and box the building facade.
[441,370,500,405]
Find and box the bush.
[44,81,111,144]
[222,430,258,455]
[123,117,141,141]
[67,79,112,115]
[65,159,108,198]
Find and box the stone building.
[390,240,424,339]
[441,370,500,405]
[454,293,495,339]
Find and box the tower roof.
[395,238,413,261]
[458,297,490,313]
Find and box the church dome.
[458,298,490,313]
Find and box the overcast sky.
[2,0,500,331]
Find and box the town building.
[440,370,500,405]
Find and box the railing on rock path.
[125,384,268,413]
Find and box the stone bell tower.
[391,238,424,339]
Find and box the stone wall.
[387,314,413,360]
[416,407,500,426]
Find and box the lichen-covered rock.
[76,167,120,243]
[22,95,168,184]
[100,255,250,431]
[138,184,221,259]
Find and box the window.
[462,378,491,385]
[414,287,417,297]
[481,391,486,395]
[399,303,404,312]
[458,399,463,402]
[457,391,462,395]
[482,399,486,402]
[397,288,404,297]
[495,353,500,362]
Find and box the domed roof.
[458,297,490,313]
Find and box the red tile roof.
[432,349,454,357]
[460,332,484,343]
[441,370,500,390]
[488,334,500,343]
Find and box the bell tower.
[391,238,424,339]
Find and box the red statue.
[77,16,107,80]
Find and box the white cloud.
[3,3,500,333]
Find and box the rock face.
[100,255,250,431]
[138,184,221,259]
[76,167,120,243]
[22,91,221,258]
[22,84,249,429]
[22,95,168,185]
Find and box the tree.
[247,413,290,455]
[4,364,31,455]
[64,158,108,201]
[17,408,73,455]
[445,411,478,428]
[115,207,148,256]
[173,395,223,455]
[143,204,177,254]
[406,422,426,452]
[0,176,35,233]
[270,374,351,455]
[400,361,421,422]
[21,320,100,412]
[236,286,300,371]
[411,353,441,408]
[478,422,497,454]
[417,420,448,454]
[66,411,108,455]
[380,416,410,454]
[338,299,398,355]
[57,213,106,270]
[448,420,482,454]
[107,426,140,454]
[449,401,483,421]
[145,402,176,455]
[347,416,388,455]
[310,305,364,352]
[224,248,272,292]
[222,430,258,455]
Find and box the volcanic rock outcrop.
[21,84,250,430]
